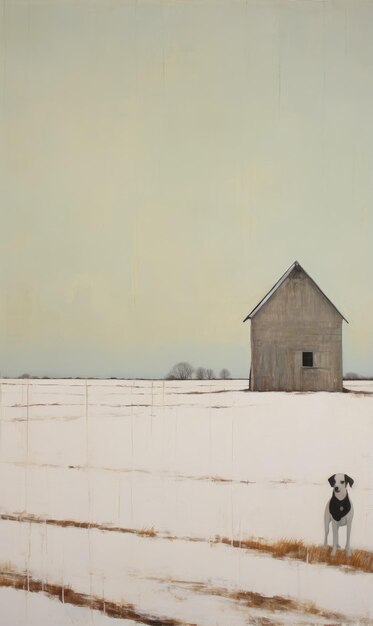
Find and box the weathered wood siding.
[250,272,343,392]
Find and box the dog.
[324,473,354,557]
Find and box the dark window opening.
[302,352,314,367]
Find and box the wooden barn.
[244,261,347,392]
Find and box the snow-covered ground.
[0,379,372,625]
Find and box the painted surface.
[1,2,372,624]
[0,379,372,625]
[250,266,344,391]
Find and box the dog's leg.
[331,521,339,556]
[323,506,330,547]
[346,520,352,557]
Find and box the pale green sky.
[1,0,372,378]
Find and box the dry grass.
[138,526,157,537]
[271,478,295,484]
[215,536,373,573]
[0,513,157,540]
[2,512,373,574]
[200,585,342,621]
[163,578,347,624]
[0,569,192,626]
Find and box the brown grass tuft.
[215,535,373,573]
[138,527,157,537]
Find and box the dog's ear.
[328,475,336,487]
[345,474,354,487]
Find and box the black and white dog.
[324,473,354,557]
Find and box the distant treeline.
[166,362,231,380]
[344,373,373,380]
[2,371,232,381]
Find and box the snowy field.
[0,378,372,626]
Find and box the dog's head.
[328,473,354,498]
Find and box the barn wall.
[250,272,343,392]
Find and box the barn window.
[302,352,314,367]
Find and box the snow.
[0,378,372,625]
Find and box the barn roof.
[243,261,348,323]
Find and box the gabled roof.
[243,261,348,323]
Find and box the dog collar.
[329,493,351,521]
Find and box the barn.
[243,261,348,392]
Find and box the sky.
[1,0,373,378]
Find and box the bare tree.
[206,368,214,380]
[195,367,207,380]
[166,362,194,380]
[219,368,231,380]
